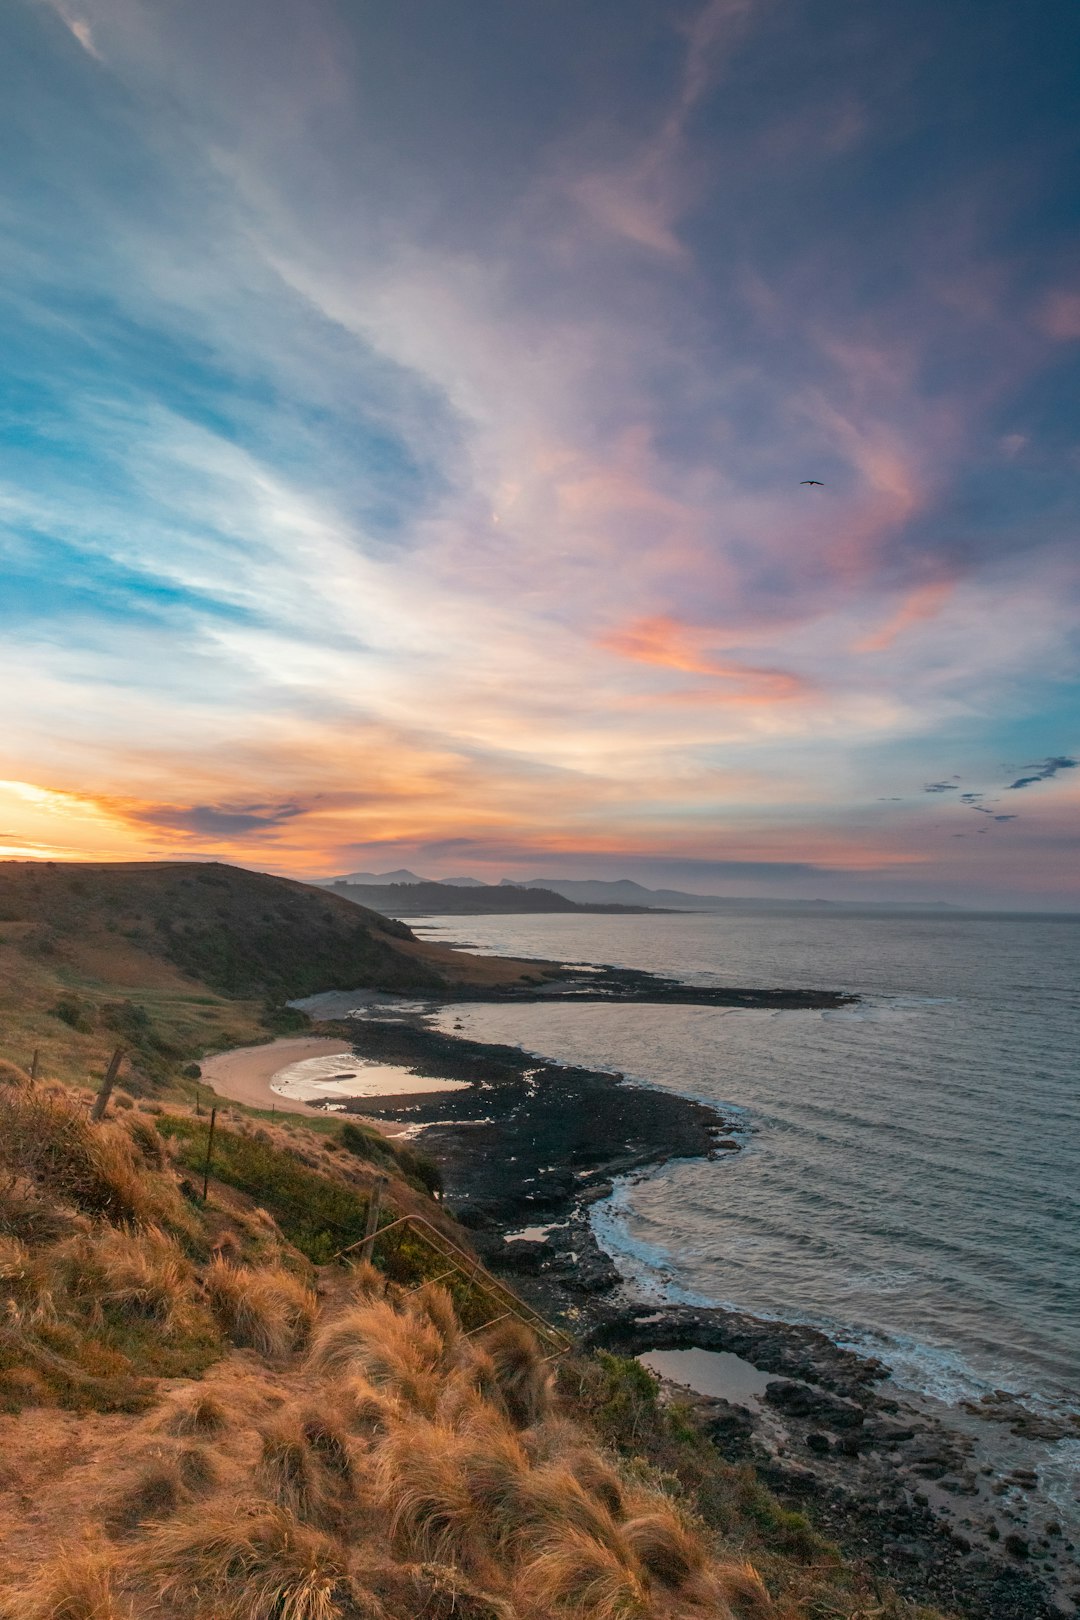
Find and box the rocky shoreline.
[308,988,1074,1620]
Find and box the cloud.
[127,802,309,838]
[1006,757,1077,790]
[853,580,953,653]
[923,782,959,793]
[599,615,811,703]
[0,0,1078,907]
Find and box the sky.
[1,0,1078,908]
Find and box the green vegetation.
[157,1114,378,1264]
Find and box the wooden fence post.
[29,1049,39,1084]
[90,1048,125,1121]
[201,1108,217,1202]
[358,1175,387,1265]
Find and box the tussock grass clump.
[0,1544,131,1620]
[372,1416,480,1567]
[204,1259,316,1361]
[306,1296,448,1404]
[0,1171,79,1243]
[163,1390,228,1435]
[479,1318,553,1429]
[622,1508,704,1589]
[0,1086,178,1228]
[64,1227,192,1326]
[137,1498,350,1620]
[106,1458,185,1538]
[713,1562,775,1620]
[516,1528,648,1620]
[124,1114,167,1170]
[253,1408,357,1538]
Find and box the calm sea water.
[418,909,1080,1419]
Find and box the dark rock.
[497,1239,547,1274]
[806,1431,831,1454]
[865,1419,916,1444]
[1004,1534,1030,1560]
[764,1379,866,1429]
[696,1397,756,1458]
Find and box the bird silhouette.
[800,479,824,486]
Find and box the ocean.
[415,908,1080,1431]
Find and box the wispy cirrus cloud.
[0,0,1078,904]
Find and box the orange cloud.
[853,580,954,653]
[599,615,810,702]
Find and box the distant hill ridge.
[326,880,657,917]
[323,870,956,911]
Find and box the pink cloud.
[600,614,810,702]
[853,580,954,653]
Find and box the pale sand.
[201,1037,354,1116]
[199,1037,453,1136]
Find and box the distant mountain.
[506,877,958,912]
[438,876,488,887]
[327,881,658,917]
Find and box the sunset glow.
[2,0,1078,905]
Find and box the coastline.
[287,980,1072,1620]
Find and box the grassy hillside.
[0,1061,944,1620]
[0,860,548,1092]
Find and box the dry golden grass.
[136,1498,350,1620]
[0,1086,182,1229]
[516,1528,648,1620]
[478,1317,554,1429]
[204,1260,316,1362]
[63,1227,192,1327]
[712,1562,776,1620]
[0,1545,132,1620]
[0,1284,775,1620]
[162,1390,228,1436]
[0,1188,798,1620]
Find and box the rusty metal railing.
[333,1210,572,1358]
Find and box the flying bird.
[800,479,824,486]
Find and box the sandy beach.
[200,1036,470,1133]
[200,1037,356,1116]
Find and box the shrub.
[339,1121,395,1169]
[52,996,96,1033]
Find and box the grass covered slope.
[0,1062,944,1620]
[0,859,448,999]
[0,859,547,1091]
